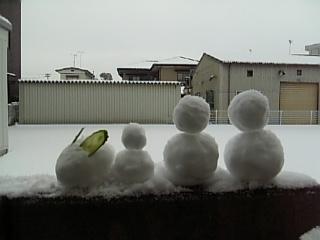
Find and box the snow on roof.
[0,15,12,31]
[119,56,199,70]
[19,79,181,85]
[205,52,320,66]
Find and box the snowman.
[56,128,115,188]
[112,123,154,184]
[224,90,284,183]
[163,95,219,186]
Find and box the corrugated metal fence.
[19,80,181,124]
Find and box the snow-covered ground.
[0,124,319,181]
[0,124,318,197]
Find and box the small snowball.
[173,95,210,134]
[228,90,270,131]
[163,132,219,186]
[55,141,115,188]
[122,123,146,150]
[224,130,284,182]
[113,149,154,184]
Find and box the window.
[247,70,253,77]
[195,92,201,97]
[66,75,79,80]
[206,90,214,109]
[297,69,302,76]
[132,76,140,80]
[177,72,190,82]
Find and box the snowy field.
[0,124,319,182]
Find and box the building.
[0,0,21,102]
[55,67,95,80]
[305,43,320,56]
[192,53,320,124]
[19,79,180,124]
[0,15,11,156]
[117,56,198,92]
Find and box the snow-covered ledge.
[0,172,319,240]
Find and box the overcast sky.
[22,0,320,80]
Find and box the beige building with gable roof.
[192,52,320,124]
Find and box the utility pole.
[44,73,50,80]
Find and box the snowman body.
[113,123,154,184]
[163,95,219,186]
[56,140,115,188]
[224,90,284,182]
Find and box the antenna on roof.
[289,40,293,55]
[77,51,85,68]
[70,53,77,67]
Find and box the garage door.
[280,83,318,124]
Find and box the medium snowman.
[163,95,219,186]
[224,90,284,183]
[112,123,154,184]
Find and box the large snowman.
[112,123,154,184]
[163,95,219,186]
[224,90,284,183]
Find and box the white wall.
[0,26,9,156]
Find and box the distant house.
[0,0,21,102]
[305,43,320,56]
[192,52,320,124]
[117,56,199,92]
[55,67,95,80]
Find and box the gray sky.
[22,0,320,80]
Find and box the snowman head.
[228,90,270,131]
[121,123,147,150]
[173,95,210,134]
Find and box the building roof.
[55,67,95,78]
[204,52,320,66]
[118,56,199,70]
[19,79,181,86]
[0,15,12,31]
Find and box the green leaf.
[80,130,109,157]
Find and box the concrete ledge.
[1,186,320,240]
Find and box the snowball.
[121,123,146,150]
[228,90,270,131]
[163,132,219,186]
[224,130,284,182]
[173,95,210,134]
[55,141,115,188]
[113,149,154,184]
